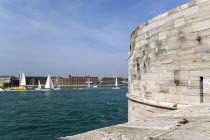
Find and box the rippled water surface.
[0,87,128,140]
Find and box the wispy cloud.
[0,0,192,77]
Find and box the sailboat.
[112,77,120,90]
[13,71,27,91]
[85,78,92,89]
[54,77,62,90]
[35,80,42,91]
[42,74,54,91]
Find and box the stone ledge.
[126,93,192,110]
[53,103,210,140]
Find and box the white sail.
[45,74,54,89]
[115,77,118,87]
[56,77,60,88]
[19,71,26,88]
[38,80,41,89]
[86,78,92,87]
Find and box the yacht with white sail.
[5,71,27,91]
[35,80,42,91]
[54,77,62,90]
[112,77,120,90]
[42,74,54,91]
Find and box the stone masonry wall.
[128,0,210,121]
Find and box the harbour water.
[0,87,128,140]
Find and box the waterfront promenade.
[54,103,210,140]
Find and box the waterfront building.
[26,76,47,85]
[100,77,124,85]
[62,75,98,85]
[0,75,17,87]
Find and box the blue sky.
[0,0,191,78]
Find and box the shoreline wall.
[128,0,210,121]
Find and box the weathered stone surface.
[128,0,210,122]
[54,104,210,140]
[192,19,210,32]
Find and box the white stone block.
[181,4,188,10]
[174,18,185,28]
[197,0,210,4]
[192,19,210,32]
[159,32,167,40]
[184,95,200,104]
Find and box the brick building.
[61,75,98,85]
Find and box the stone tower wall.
[128,0,210,122]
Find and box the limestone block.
[181,3,188,10]
[190,70,201,77]
[180,62,210,71]
[202,54,210,61]
[195,44,210,53]
[180,80,200,87]
[174,53,202,63]
[180,24,193,34]
[198,28,210,37]
[184,95,200,104]
[164,80,176,86]
[146,85,160,93]
[187,87,201,96]
[150,92,166,102]
[168,30,181,39]
[174,18,185,28]
[150,42,157,49]
[188,1,197,8]
[165,93,185,104]
[139,40,147,47]
[146,73,160,80]
[160,85,169,93]
[201,37,210,46]
[146,80,156,85]
[157,22,174,34]
[197,0,210,4]
[161,72,175,80]
[203,78,210,94]
[177,71,189,80]
[177,86,188,94]
[163,36,180,45]
[165,63,180,71]
[165,42,181,51]
[169,86,177,94]
[204,95,210,103]
[159,32,167,40]
[192,19,210,32]
[177,47,196,55]
[164,50,177,56]
[142,6,198,33]
[184,32,198,40]
[160,55,174,64]
[181,40,199,48]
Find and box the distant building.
[0,76,17,87]
[100,77,124,85]
[26,76,47,85]
[61,75,98,85]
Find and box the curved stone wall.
[128,0,210,121]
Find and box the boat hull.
[112,87,120,90]
[35,88,42,91]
